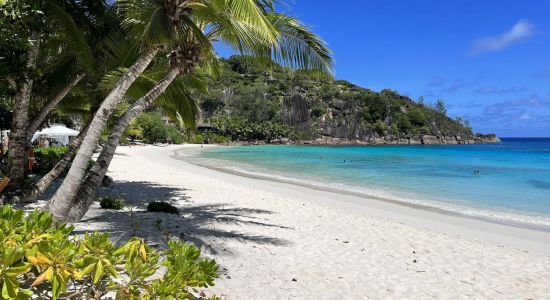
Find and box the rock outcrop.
[296,133,500,145]
[200,56,500,145]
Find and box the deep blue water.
[194,138,550,226]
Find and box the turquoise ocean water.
[190,138,550,227]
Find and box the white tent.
[32,124,79,146]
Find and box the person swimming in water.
[474,170,480,175]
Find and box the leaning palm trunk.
[65,67,181,222]
[7,32,40,191]
[24,121,91,202]
[48,47,158,221]
[26,73,86,143]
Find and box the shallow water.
[190,138,550,226]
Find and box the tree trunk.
[27,73,86,142]
[48,47,159,221]
[24,120,91,202]
[7,32,41,191]
[65,67,181,222]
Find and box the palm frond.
[98,27,142,70]
[195,0,278,51]
[155,74,202,128]
[118,0,174,48]
[267,12,333,75]
[53,93,93,117]
[45,2,96,74]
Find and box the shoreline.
[78,144,550,298]
[177,144,550,233]
[172,145,550,255]
[215,132,501,146]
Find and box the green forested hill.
[196,56,499,145]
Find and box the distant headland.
[196,56,499,146]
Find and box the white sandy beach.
[69,145,550,299]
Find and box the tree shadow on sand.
[73,181,292,255]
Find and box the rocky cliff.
[198,56,500,145]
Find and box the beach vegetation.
[147,201,179,215]
[210,116,292,142]
[133,112,185,144]
[201,132,232,144]
[99,196,125,210]
[155,218,163,231]
[128,206,141,237]
[0,205,219,299]
[32,146,69,175]
[191,134,206,144]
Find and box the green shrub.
[136,112,185,144]
[147,201,179,214]
[32,146,68,174]
[210,116,291,141]
[0,205,219,300]
[165,125,185,144]
[191,134,205,144]
[99,196,125,210]
[310,106,325,118]
[374,120,387,135]
[33,147,95,175]
[203,132,231,144]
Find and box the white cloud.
[468,20,534,55]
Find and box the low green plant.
[32,146,68,175]
[0,205,219,299]
[135,112,185,144]
[202,132,231,144]
[99,196,125,210]
[210,116,291,142]
[190,134,205,144]
[155,219,163,231]
[33,146,95,175]
[147,202,179,215]
[128,205,141,237]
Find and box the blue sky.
[249,0,550,137]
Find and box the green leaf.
[50,273,60,300]
[45,2,95,74]
[93,260,104,284]
[2,275,18,299]
[5,263,31,277]
[74,263,95,280]
[15,289,32,300]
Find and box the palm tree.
[4,1,98,188]
[3,0,101,194]
[47,0,279,220]
[7,31,40,188]
[56,2,333,221]
[24,0,101,141]
[66,72,203,221]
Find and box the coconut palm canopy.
[44,0,333,222]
